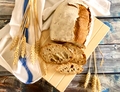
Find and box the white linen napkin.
[42,0,111,30]
[0,0,111,84]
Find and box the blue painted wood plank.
[100,18,120,44]
[108,0,120,17]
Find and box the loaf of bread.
[50,1,91,45]
[56,63,83,74]
[40,1,92,74]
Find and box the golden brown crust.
[75,5,91,44]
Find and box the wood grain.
[83,45,120,74]
[108,0,120,17]
[0,0,14,15]
[0,76,56,92]
[100,19,120,44]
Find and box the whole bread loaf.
[50,1,91,45]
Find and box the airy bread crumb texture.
[40,43,73,64]
[56,63,83,74]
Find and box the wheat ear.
[30,44,36,64]
[13,45,20,65]
[21,36,26,58]
[10,36,19,50]
[92,74,97,92]
[97,76,102,92]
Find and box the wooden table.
[0,0,120,92]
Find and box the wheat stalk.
[97,46,104,66]
[25,8,30,28]
[13,45,20,65]
[10,36,19,50]
[92,74,97,92]
[21,36,26,58]
[30,44,36,64]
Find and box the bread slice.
[50,1,91,45]
[40,43,73,64]
[56,63,83,74]
[64,43,86,65]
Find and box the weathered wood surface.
[65,74,120,92]
[0,76,57,92]
[107,0,120,17]
[100,19,120,44]
[0,0,120,92]
[0,0,120,17]
[0,0,14,16]
[84,45,120,74]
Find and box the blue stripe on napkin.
[25,28,29,43]
[23,0,29,13]
[23,0,29,42]
[20,0,33,84]
[19,57,33,84]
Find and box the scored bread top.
[50,0,92,46]
[50,1,79,42]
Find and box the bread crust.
[50,1,91,45]
[75,5,91,44]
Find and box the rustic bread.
[50,1,91,45]
[64,43,86,65]
[40,43,73,64]
[40,42,86,65]
[56,63,83,74]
